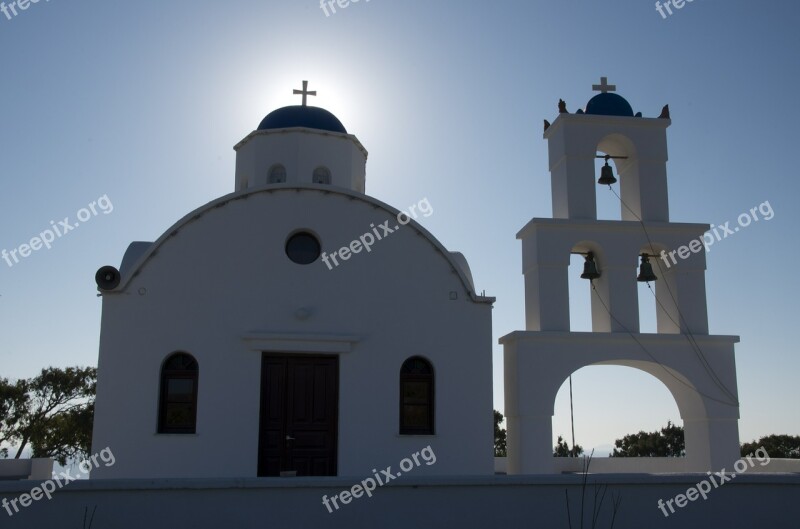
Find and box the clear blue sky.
[1,0,797,455]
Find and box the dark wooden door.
[258,354,338,477]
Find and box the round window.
[285,232,321,265]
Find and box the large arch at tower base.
[501,331,741,474]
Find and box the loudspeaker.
[95,266,121,291]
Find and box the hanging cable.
[602,184,739,406]
[590,280,738,407]
[569,375,577,457]
[644,281,739,405]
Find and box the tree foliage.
[0,378,27,458]
[610,423,800,460]
[611,421,685,457]
[0,367,96,465]
[741,435,800,459]
[494,410,507,457]
[553,435,584,457]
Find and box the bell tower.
[546,77,670,222]
[501,78,741,474]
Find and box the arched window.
[312,167,331,185]
[399,357,434,435]
[158,352,199,434]
[269,165,287,184]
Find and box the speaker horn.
[95,266,121,291]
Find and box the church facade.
[90,82,495,478]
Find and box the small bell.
[637,254,658,282]
[580,252,601,280]
[598,160,617,186]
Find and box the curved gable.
[109,185,493,304]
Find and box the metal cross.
[592,76,616,94]
[293,80,317,106]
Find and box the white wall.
[0,459,53,481]
[1,474,798,528]
[91,187,494,478]
[234,129,367,193]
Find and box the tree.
[0,378,28,458]
[610,421,685,457]
[741,435,800,459]
[494,410,507,457]
[0,367,96,465]
[554,435,584,457]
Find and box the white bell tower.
[501,78,741,474]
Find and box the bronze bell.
[598,160,617,186]
[580,252,601,280]
[637,254,658,282]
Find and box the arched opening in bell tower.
[595,134,639,222]
[568,252,593,332]
[552,364,683,459]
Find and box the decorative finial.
[558,99,568,114]
[592,76,617,94]
[543,119,551,132]
[658,104,670,119]
[293,80,317,107]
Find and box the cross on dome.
[592,76,616,94]
[293,80,317,106]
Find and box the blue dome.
[257,106,347,133]
[585,93,634,117]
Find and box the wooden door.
[258,354,338,476]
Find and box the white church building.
[3,79,798,529]
[90,80,495,479]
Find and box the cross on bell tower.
[293,80,317,106]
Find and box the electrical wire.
[589,280,738,407]
[644,281,739,405]
[569,375,577,456]
[603,184,739,406]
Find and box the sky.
[1,0,798,456]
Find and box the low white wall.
[552,457,689,473]
[0,459,53,481]
[552,457,800,474]
[757,458,800,472]
[494,457,800,474]
[1,474,798,528]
